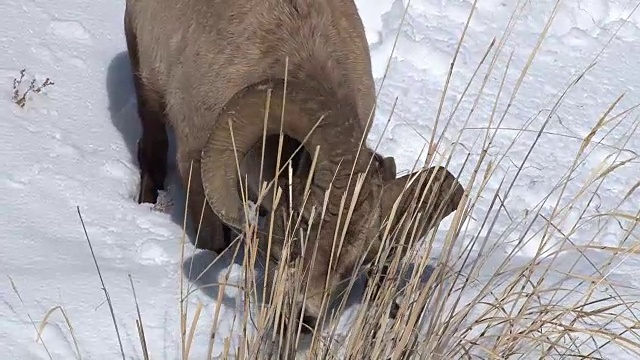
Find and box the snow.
[1,0,639,359]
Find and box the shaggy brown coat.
[124,0,464,330]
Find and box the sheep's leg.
[176,152,234,253]
[125,12,168,204]
[134,94,169,204]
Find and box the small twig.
[32,78,55,93]
[12,69,26,101]
[77,206,126,360]
[11,69,55,108]
[129,274,150,360]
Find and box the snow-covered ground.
[1,0,639,359]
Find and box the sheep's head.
[201,80,464,328]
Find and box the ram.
[124,0,464,330]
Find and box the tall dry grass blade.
[184,301,203,360]
[76,206,126,360]
[128,274,149,360]
[427,0,479,165]
[178,161,194,360]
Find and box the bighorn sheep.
[124,0,464,330]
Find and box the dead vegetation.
[12,68,55,108]
[170,1,640,358]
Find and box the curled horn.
[200,83,336,231]
[379,166,464,241]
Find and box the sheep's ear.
[376,155,397,181]
[380,166,464,240]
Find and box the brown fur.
[125,0,390,250]
[124,0,464,332]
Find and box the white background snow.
[1,0,639,359]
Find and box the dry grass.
[173,1,640,359]
[19,0,640,359]
[12,68,55,108]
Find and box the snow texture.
[1,0,639,359]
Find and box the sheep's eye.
[300,215,311,233]
[289,210,307,231]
